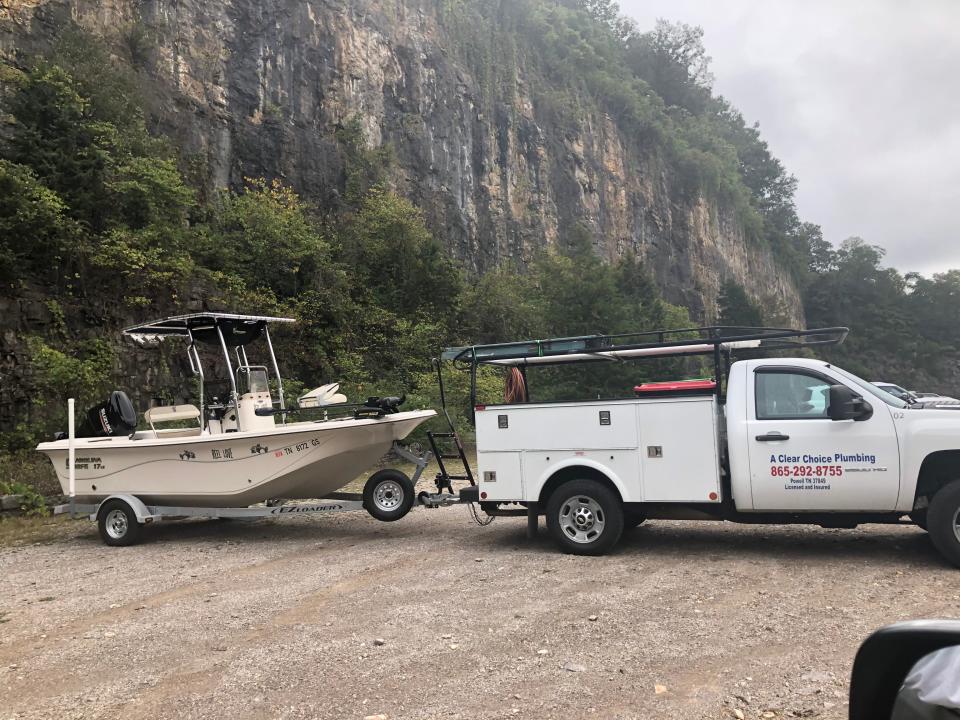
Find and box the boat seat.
[145,404,202,435]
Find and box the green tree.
[717,280,764,328]
[5,63,112,230]
[459,265,543,344]
[0,160,78,281]
[625,19,713,112]
[204,178,329,299]
[339,187,462,319]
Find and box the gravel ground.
[2,503,959,720]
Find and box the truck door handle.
[755,432,790,442]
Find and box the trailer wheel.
[927,481,960,567]
[97,499,142,547]
[363,469,415,522]
[546,480,624,556]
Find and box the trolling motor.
[353,394,405,419]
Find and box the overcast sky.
[619,0,960,275]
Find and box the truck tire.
[97,499,142,547]
[363,469,415,522]
[927,482,960,568]
[546,479,624,556]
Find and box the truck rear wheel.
[927,481,960,568]
[363,469,415,522]
[546,479,623,556]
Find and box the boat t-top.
[36,313,437,543]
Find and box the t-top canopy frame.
[123,313,296,431]
[123,313,295,343]
[439,325,849,417]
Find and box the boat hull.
[36,410,435,507]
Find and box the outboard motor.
[77,391,138,438]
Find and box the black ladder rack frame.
[438,324,849,419]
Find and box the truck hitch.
[417,491,462,508]
[417,485,481,509]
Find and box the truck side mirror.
[828,385,872,421]
[849,620,960,719]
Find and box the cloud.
[618,0,960,274]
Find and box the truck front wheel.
[546,479,624,556]
[927,481,960,568]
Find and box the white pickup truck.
[435,327,960,567]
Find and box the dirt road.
[2,506,959,720]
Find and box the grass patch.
[0,514,86,546]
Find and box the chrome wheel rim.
[105,509,129,540]
[953,507,960,544]
[373,480,404,512]
[559,496,605,544]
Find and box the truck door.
[746,365,900,511]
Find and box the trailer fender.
[535,459,628,506]
[95,494,157,525]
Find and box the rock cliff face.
[0,0,803,322]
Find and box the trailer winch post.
[68,397,76,518]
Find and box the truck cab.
[727,358,903,513]
[439,326,960,566]
[727,357,960,523]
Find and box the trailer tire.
[363,469,415,522]
[97,499,142,547]
[546,479,623,556]
[927,481,960,567]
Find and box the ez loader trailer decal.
[427,325,960,567]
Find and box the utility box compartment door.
[476,451,524,501]
[638,399,720,502]
[475,402,639,451]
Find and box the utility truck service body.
[435,327,960,566]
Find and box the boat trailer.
[56,439,486,545]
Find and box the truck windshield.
[830,366,908,408]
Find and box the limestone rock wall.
[0,0,804,322]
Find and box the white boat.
[36,313,436,541]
